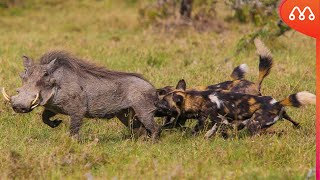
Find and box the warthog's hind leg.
[42,109,62,128]
[116,109,148,138]
[70,114,84,137]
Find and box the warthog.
[2,51,161,140]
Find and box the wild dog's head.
[155,79,187,117]
[156,86,175,100]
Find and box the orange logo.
[279,0,320,38]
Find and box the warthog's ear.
[40,88,56,106]
[176,79,186,91]
[46,58,57,73]
[22,55,33,69]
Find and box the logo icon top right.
[289,6,315,21]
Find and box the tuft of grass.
[0,0,315,179]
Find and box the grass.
[0,1,316,179]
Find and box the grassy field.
[0,1,316,179]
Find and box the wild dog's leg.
[204,122,218,139]
[246,112,281,135]
[282,111,300,128]
[42,109,62,128]
[162,116,187,130]
[192,116,206,135]
[176,117,188,128]
[204,115,222,139]
[162,116,176,129]
[163,116,173,125]
[219,116,232,139]
[237,119,250,131]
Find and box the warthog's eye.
[43,71,49,77]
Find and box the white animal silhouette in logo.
[289,6,315,21]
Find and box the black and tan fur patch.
[156,84,310,137]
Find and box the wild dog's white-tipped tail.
[239,64,249,73]
[296,91,316,105]
[254,38,272,58]
[254,38,273,93]
[279,91,316,107]
[230,64,249,80]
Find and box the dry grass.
[0,1,316,179]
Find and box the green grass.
[0,1,316,179]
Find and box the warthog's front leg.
[42,109,62,128]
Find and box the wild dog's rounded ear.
[173,94,184,106]
[22,55,33,69]
[176,79,186,91]
[156,89,167,96]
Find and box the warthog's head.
[3,56,57,113]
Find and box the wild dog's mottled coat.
[156,80,315,137]
[157,39,274,128]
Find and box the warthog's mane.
[39,51,146,80]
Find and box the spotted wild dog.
[155,79,315,137]
[156,38,299,129]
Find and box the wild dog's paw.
[293,123,301,129]
[191,129,199,136]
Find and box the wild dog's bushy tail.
[254,38,273,92]
[230,64,249,80]
[279,91,316,107]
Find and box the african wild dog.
[156,80,315,138]
[156,38,279,129]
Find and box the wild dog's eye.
[173,94,184,106]
[157,89,167,96]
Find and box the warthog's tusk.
[31,103,39,109]
[31,92,39,106]
[2,88,11,102]
[47,89,55,102]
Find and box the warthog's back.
[81,74,156,118]
[41,51,157,119]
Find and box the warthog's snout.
[10,91,40,113]
[12,103,32,113]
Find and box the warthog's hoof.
[49,119,62,128]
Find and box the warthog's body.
[6,51,160,140]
